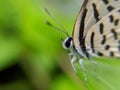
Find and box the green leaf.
[76,57,120,90]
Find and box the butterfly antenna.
[44,7,69,37]
[45,21,69,36]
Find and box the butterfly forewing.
[73,0,88,48]
[85,8,120,57]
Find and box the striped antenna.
[44,7,69,37]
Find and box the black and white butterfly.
[45,0,120,81]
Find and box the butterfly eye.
[65,38,72,48]
[62,37,72,49]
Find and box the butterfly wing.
[85,8,120,57]
[84,0,120,36]
[73,0,120,49]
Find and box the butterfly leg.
[71,56,77,73]
[79,59,87,81]
[90,60,97,64]
[68,52,73,59]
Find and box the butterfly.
[45,0,120,81]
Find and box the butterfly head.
[62,37,73,50]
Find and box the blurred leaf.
[0,37,23,70]
[0,80,31,90]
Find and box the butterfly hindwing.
[85,8,120,57]
[84,0,120,36]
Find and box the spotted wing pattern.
[73,0,120,58]
[85,8,120,57]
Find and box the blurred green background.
[1,0,120,90]
[0,0,87,90]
